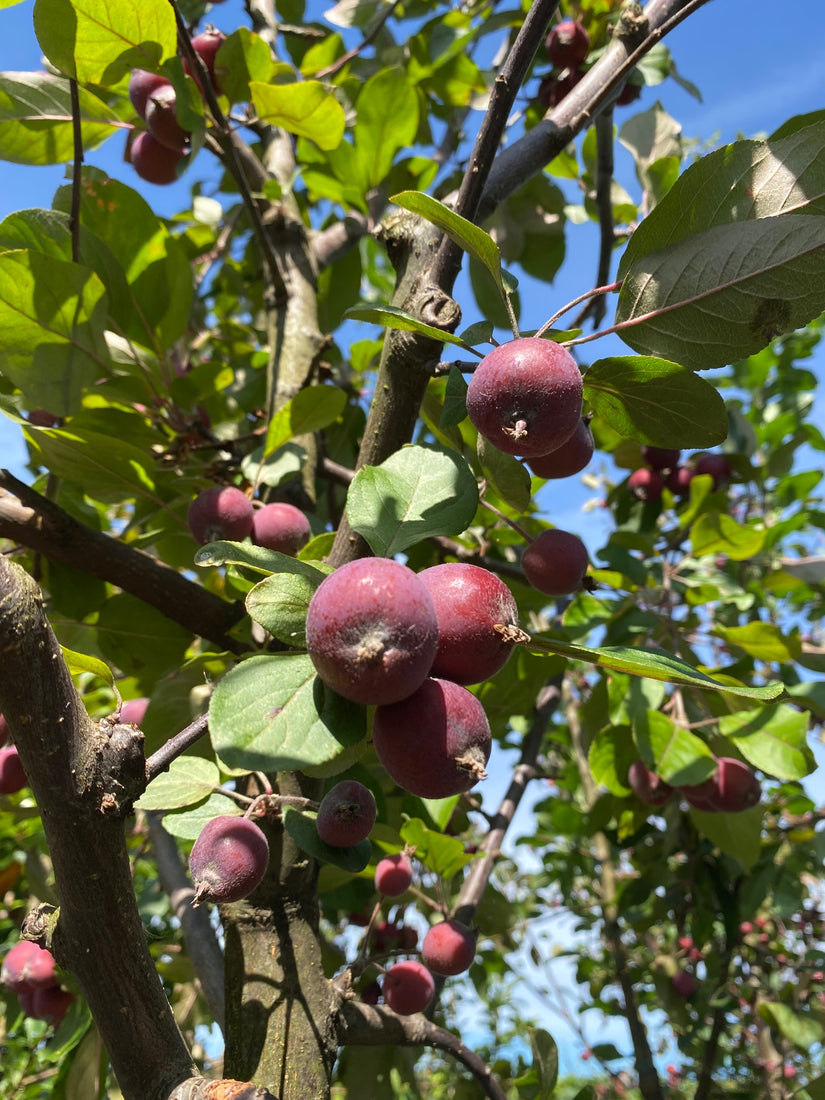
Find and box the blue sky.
[1,0,824,1078]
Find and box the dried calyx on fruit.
[316,780,376,847]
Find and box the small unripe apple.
[128,69,171,119]
[188,485,254,544]
[187,29,227,93]
[527,419,594,479]
[628,467,664,502]
[145,84,190,151]
[382,960,435,1015]
[31,985,75,1026]
[189,815,270,904]
[251,502,311,556]
[522,529,589,597]
[374,853,414,897]
[1,941,58,992]
[667,466,694,497]
[694,453,731,489]
[421,919,476,976]
[316,780,376,847]
[466,337,583,457]
[545,20,590,67]
[418,562,519,685]
[710,757,761,812]
[627,760,673,807]
[0,746,28,794]
[129,131,187,186]
[642,446,680,472]
[306,557,438,706]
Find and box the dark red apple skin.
[251,502,311,556]
[128,70,171,119]
[527,419,594,479]
[627,760,673,807]
[709,758,761,812]
[374,853,414,897]
[145,84,189,151]
[0,712,8,747]
[129,131,186,186]
[421,919,476,976]
[372,677,491,799]
[31,985,75,1026]
[305,558,438,706]
[545,20,590,67]
[672,971,697,998]
[538,68,585,110]
[189,815,270,904]
[694,453,731,489]
[0,746,28,794]
[642,446,680,472]
[418,562,519,685]
[382,960,435,1016]
[187,30,227,93]
[187,485,254,545]
[522,529,589,597]
[628,468,664,502]
[316,780,376,847]
[466,338,583,458]
[667,466,694,497]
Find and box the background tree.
[1,1,824,1099]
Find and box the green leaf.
[135,758,220,812]
[714,622,799,663]
[345,444,478,556]
[619,120,825,278]
[440,364,469,430]
[689,804,762,869]
[635,709,716,786]
[354,68,419,188]
[719,705,815,780]
[34,0,177,84]
[95,593,192,681]
[26,427,159,503]
[758,1002,824,1051]
[263,384,348,457]
[61,646,115,690]
[195,542,332,578]
[251,81,345,150]
[588,725,636,795]
[526,636,785,701]
[160,791,239,840]
[0,72,117,164]
[400,818,475,879]
[477,435,532,512]
[215,28,277,105]
[391,190,507,300]
[529,1027,559,1099]
[246,569,327,647]
[785,681,825,720]
[615,215,825,369]
[584,356,728,447]
[690,513,767,561]
[343,304,474,351]
[209,654,366,774]
[282,805,372,873]
[0,250,109,416]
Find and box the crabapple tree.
[1,0,825,1099]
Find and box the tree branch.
[0,557,196,1100]
[0,470,247,653]
[337,1000,507,1100]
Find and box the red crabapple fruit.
[251,502,311,556]
[708,758,761,812]
[545,20,590,67]
[189,815,269,904]
[119,697,149,726]
[527,418,594,479]
[1,941,58,992]
[128,70,171,119]
[372,677,491,799]
[374,853,414,897]
[145,84,190,151]
[538,69,585,110]
[672,971,697,998]
[694,453,731,489]
[0,712,8,747]
[522,529,589,597]
[129,131,186,186]
[187,485,254,545]
[305,557,438,706]
[466,338,583,457]
[0,746,28,794]
[418,563,519,685]
[382,960,435,1015]
[316,780,376,847]
[421,919,476,976]
[31,985,75,1026]
[642,446,680,471]
[627,760,673,807]
[187,30,227,93]
[667,466,694,497]
[628,468,664,502]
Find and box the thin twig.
[314,0,404,79]
[146,713,210,782]
[572,108,615,330]
[68,78,83,264]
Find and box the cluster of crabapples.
[187,486,312,555]
[536,17,641,111]
[1,940,74,1029]
[628,756,761,813]
[628,445,733,503]
[127,29,225,185]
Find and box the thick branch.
[0,471,246,653]
[338,1000,507,1100]
[146,811,227,1033]
[0,557,196,1100]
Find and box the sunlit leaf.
[251,81,345,150]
